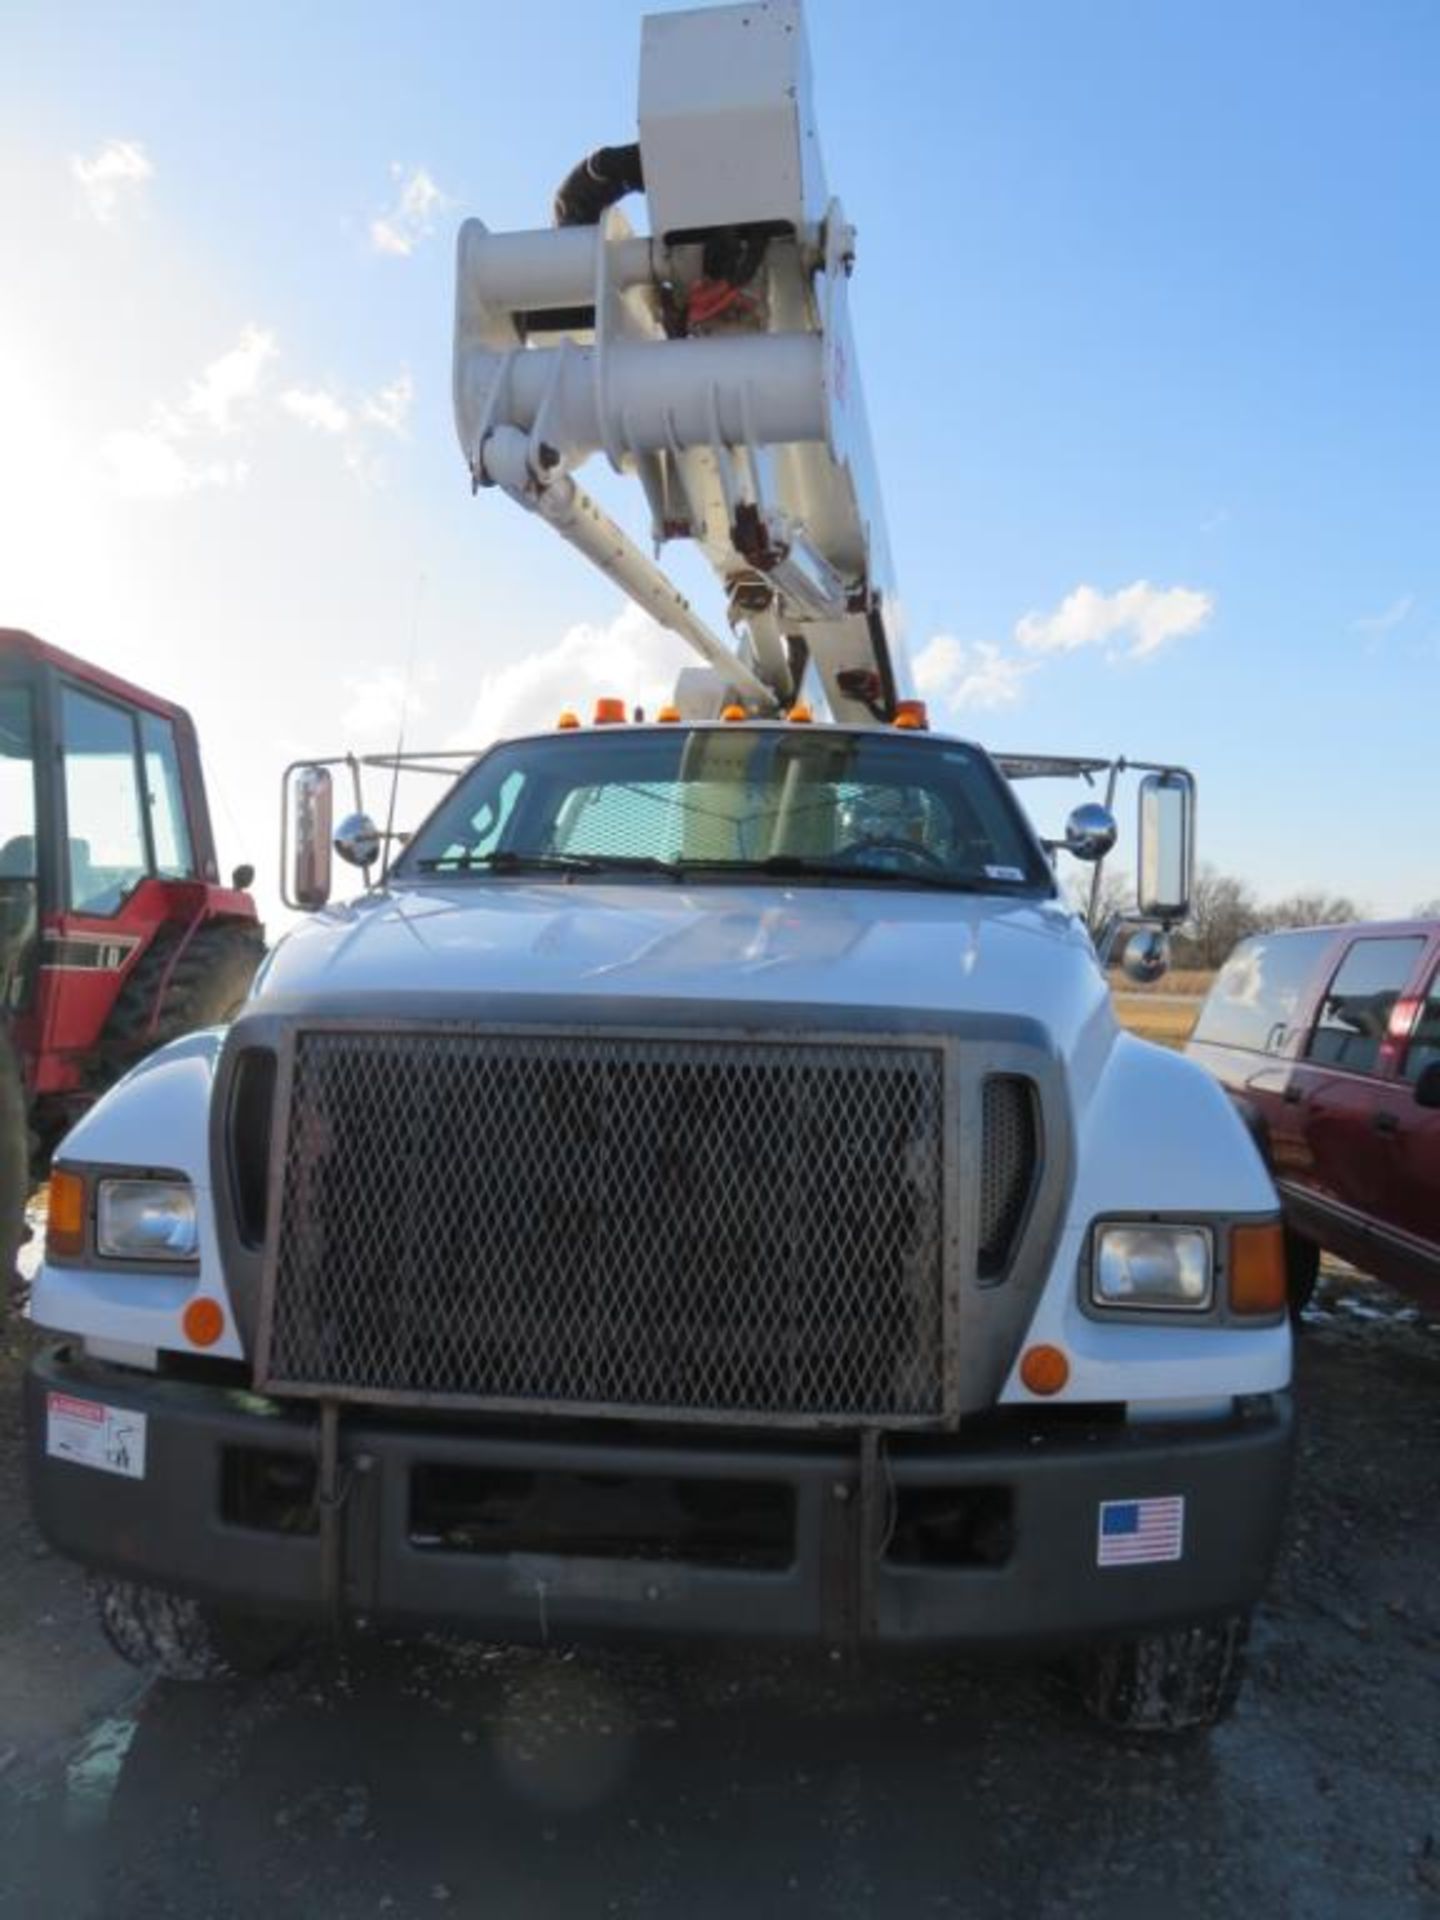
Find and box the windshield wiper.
[672,855,1002,891]
[413,850,687,878]
[414,850,605,875]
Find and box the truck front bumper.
[27,1347,1293,1650]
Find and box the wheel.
[1074,1613,1250,1734]
[1284,1229,1320,1321]
[0,1026,29,1299]
[95,921,265,1088]
[91,1576,304,1682]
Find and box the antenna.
[381,573,426,879]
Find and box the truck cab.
[26,707,1292,1730]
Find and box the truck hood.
[257,882,1108,1044]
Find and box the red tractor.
[0,630,264,1275]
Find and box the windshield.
[394,728,1053,894]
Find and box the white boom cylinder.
[482,427,775,709]
[457,334,828,471]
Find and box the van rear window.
[1191,930,1335,1054]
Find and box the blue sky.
[2,0,1436,924]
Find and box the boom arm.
[452,0,909,725]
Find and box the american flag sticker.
[1097,1495,1185,1567]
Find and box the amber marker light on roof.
[787,703,814,723]
[720,704,748,722]
[47,1169,86,1258]
[593,698,626,725]
[656,704,682,723]
[1019,1344,1070,1396]
[893,700,929,730]
[1228,1222,1287,1316]
[182,1297,226,1349]
[555,710,580,730]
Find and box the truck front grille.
[257,1028,956,1426]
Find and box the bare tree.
[1065,867,1133,928]
[1175,864,1261,969]
[1260,893,1361,932]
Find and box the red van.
[1187,921,1440,1313]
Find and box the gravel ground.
[1,1262,1437,1919]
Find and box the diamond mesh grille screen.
[260,1029,954,1423]
[979,1076,1039,1277]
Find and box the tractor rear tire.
[0,1026,29,1298]
[97,921,265,1088]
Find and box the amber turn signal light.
[656,704,682,723]
[555,709,581,730]
[720,704,748,723]
[1019,1343,1070,1396]
[47,1170,86,1259]
[182,1297,226,1349]
[787,703,814,724]
[1228,1222,1287,1316]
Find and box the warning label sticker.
[46,1392,147,1481]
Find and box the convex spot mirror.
[1064,803,1118,863]
[1137,771,1195,924]
[335,812,382,869]
[1121,927,1172,985]
[287,765,333,911]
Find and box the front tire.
[1284,1229,1320,1320]
[1074,1613,1250,1734]
[92,1576,304,1682]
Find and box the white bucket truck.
[26,1,1290,1731]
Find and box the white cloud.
[340,670,428,744]
[282,386,351,434]
[71,138,153,223]
[186,325,277,433]
[913,635,1031,712]
[450,604,685,747]
[1015,581,1213,661]
[360,372,413,434]
[1353,594,1414,638]
[370,166,447,257]
[99,428,243,501]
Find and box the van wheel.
[92,1576,305,1682]
[1074,1613,1249,1734]
[1284,1230,1320,1320]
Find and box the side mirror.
[1121,927,1172,985]
[231,863,256,891]
[1064,803,1118,864]
[1414,1060,1440,1110]
[286,765,333,910]
[1137,771,1194,924]
[334,812,382,870]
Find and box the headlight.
[1091,1224,1212,1311]
[96,1178,199,1262]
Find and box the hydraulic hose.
[552,144,645,227]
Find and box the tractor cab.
[0,630,262,1170]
